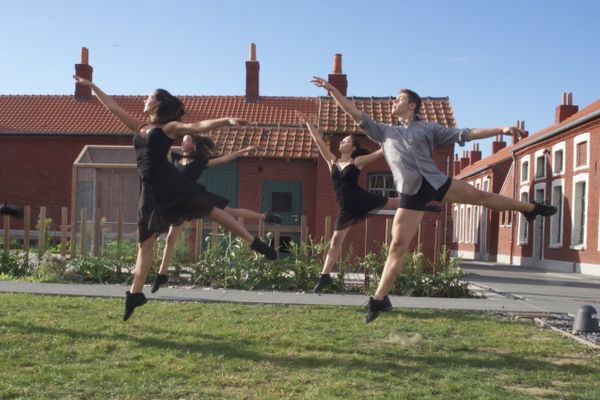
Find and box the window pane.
[521,161,529,181]
[271,192,292,213]
[551,185,562,244]
[536,156,545,178]
[573,182,586,245]
[554,150,563,174]
[576,142,587,167]
[519,192,528,243]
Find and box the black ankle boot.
[365,296,391,324]
[151,274,168,294]
[123,291,147,321]
[522,202,557,222]
[250,237,277,260]
[313,273,333,293]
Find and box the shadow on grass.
[5,319,598,378]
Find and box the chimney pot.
[245,43,259,101]
[327,53,348,96]
[81,47,89,64]
[75,47,93,99]
[568,92,573,106]
[332,53,342,74]
[249,43,256,61]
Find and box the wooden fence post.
[80,207,87,256]
[60,207,68,257]
[258,219,265,238]
[300,215,307,244]
[274,224,280,258]
[385,218,392,245]
[194,219,203,262]
[38,207,47,256]
[324,216,331,242]
[2,214,9,255]
[116,209,123,260]
[23,206,31,261]
[92,208,101,256]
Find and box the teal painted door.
[200,159,239,208]
[262,180,302,255]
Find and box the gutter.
[511,108,600,153]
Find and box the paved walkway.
[1,261,600,315]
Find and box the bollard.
[572,305,599,333]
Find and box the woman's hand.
[311,76,333,92]
[229,118,250,126]
[73,75,93,87]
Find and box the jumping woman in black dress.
[298,113,399,295]
[152,134,282,293]
[73,76,276,321]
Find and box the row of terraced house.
[1,45,599,276]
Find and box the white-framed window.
[452,207,459,243]
[571,173,588,249]
[520,156,530,184]
[459,206,465,242]
[534,149,546,180]
[573,133,590,171]
[368,173,398,197]
[552,142,565,176]
[473,206,479,244]
[466,206,472,243]
[518,186,529,245]
[549,179,564,248]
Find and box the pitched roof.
[208,126,318,159]
[0,95,317,134]
[318,96,457,133]
[457,98,600,179]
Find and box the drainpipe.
[510,152,517,264]
[444,155,450,247]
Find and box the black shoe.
[365,296,391,324]
[123,291,147,321]
[250,237,277,260]
[313,273,333,293]
[151,274,168,293]
[0,203,23,218]
[382,295,393,312]
[264,212,282,224]
[522,202,557,222]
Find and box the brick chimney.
[469,143,482,164]
[460,150,470,170]
[511,120,528,145]
[492,133,506,154]
[555,92,578,123]
[327,53,348,96]
[245,43,260,101]
[74,47,93,99]
[453,154,462,176]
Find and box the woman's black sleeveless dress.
[171,153,230,210]
[133,127,214,242]
[331,160,387,230]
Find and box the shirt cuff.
[457,128,471,146]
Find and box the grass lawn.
[0,293,599,400]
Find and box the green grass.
[0,294,598,399]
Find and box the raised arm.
[73,76,141,131]
[469,126,527,141]
[297,112,335,168]
[354,148,384,170]
[311,76,362,123]
[164,118,249,139]
[207,145,257,166]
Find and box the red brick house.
[1,46,460,260]
[453,93,600,276]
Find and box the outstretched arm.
[354,148,384,169]
[297,112,335,168]
[207,145,257,166]
[469,126,527,142]
[311,76,362,123]
[164,118,249,139]
[73,76,141,131]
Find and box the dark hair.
[191,135,216,163]
[153,89,185,124]
[349,135,370,158]
[400,88,422,120]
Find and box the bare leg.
[374,208,424,300]
[130,235,156,293]
[442,179,534,212]
[210,207,254,242]
[321,227,351,274]
[223,206,266,221]
[158,224,184,275]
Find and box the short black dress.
[171,153,230,210]
[332,160,388,230]
[134,127,214,242]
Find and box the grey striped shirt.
[358,112,471,195]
